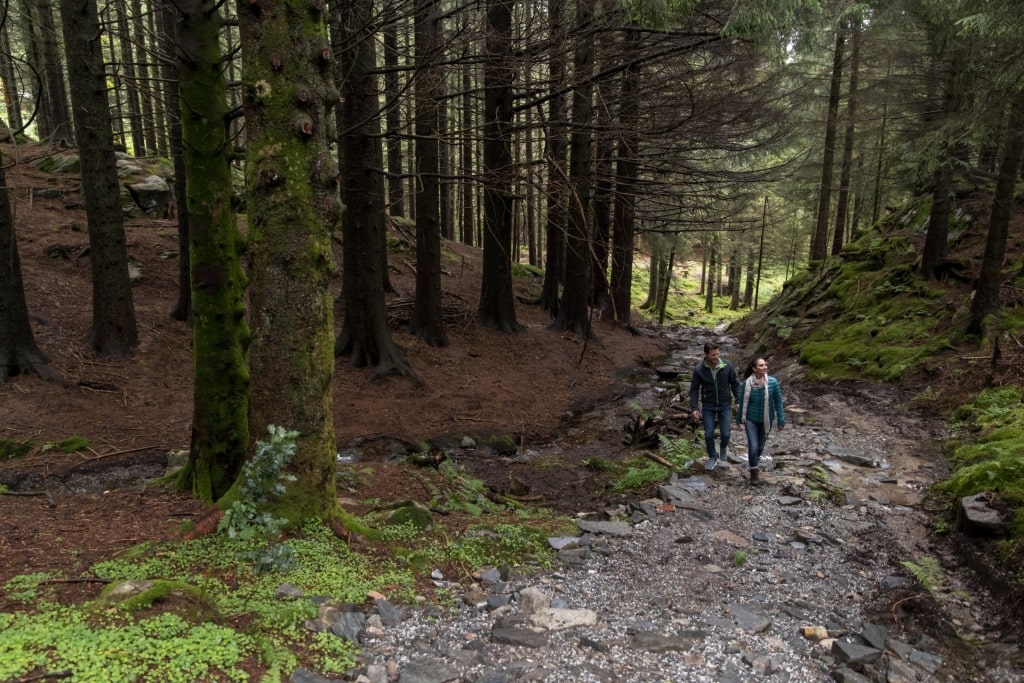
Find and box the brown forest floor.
[0,143,668,596]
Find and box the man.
[689,342,740,471]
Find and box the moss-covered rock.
[385,501,434,530]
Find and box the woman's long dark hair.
[743,356,765,380]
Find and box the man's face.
[705,348,720,365]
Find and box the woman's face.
[753,359,768,375]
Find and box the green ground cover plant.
[0,429,575,682]
[937,387,1024,536]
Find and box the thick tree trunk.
[967,88,1024,335]
[460,39,475,245]
[239,0,342,524]
[61,0,139,358]
[0,151,59,383]
[704,240,715,313]
[34,0,73,143]
[810,29,845,264]
[159,0,191,322]
[0,26,25,132]
[114,0,145,156]
[173,0,249,502]
[728,247,741,310]
[592,126,613,321]
[832,20,859,256]
[334,0,413,375]
[383,10,404,217]
[410,0,449,346]
[921,50,967,280]
[610,27,640,325]
[743,247,755,308]
[552,0,594,339]
[538,0,566,316]
[478,0,523,333]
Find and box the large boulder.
[126,174,173,218]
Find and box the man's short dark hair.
[703,342,720,354]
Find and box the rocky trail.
[293,333,1024,683]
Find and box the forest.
[1,0,1024,679]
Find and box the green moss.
[0,439,33,460]
[936,387,1024,537]
[56,436,90,453]
[103,580,221,622]
[511,262,543,278]
[385,502,434,530]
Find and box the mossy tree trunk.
[61,0,138,358]
[174,0,250,502]
[238,0,342,524]
[332,0,412,376]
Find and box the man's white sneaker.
[705,456,718,471]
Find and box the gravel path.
[295,336,1024,683]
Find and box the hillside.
[732,190,1024,402]
[0,142,667,459]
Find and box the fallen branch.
[39,577,112,585]
[642,450,675,469]
[14,670,73,682]
[63,445,162,471]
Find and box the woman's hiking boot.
[749,467,761,486]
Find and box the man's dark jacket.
[688,359,740,410]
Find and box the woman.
[736,357,785,485]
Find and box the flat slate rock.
[576,520,634,536]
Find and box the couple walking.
[688,342,785,485]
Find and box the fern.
[656,433,698,467]
[901,556,944,594]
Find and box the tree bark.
[552,0,594,340]
[410,0,449,346]
[0,149,59,383]
[610,27,640,325]
[810,28,844,264]
[832,19,859,256]
[61,0,139,358]
[238,0,342,524]
[478,0,523,333]
[967,88,1024,335]
[383,3,405,217]
[174,0,250,502]
[334,0,414,375]
[921,48,967,279]
[114,0,145,156]
[159,0,191,323]
[30,0,73,143]
[538,0,567,316]
[460,35,475,245]
[0,26,25,132]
